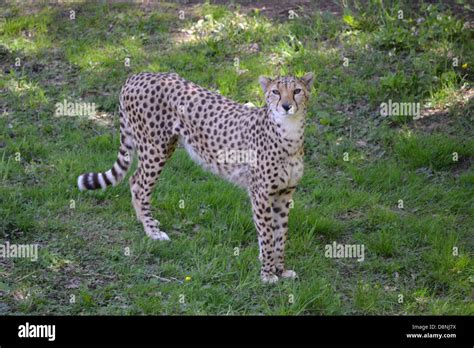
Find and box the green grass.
[0,1,473,315]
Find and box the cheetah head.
[259,73,314,119]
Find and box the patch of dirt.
[8,0,473,23]
[337,209,364,221]
[177,0,473,21]
[451,156,473,177]
[416,0,474,21]
[197,0,343,19]
[412,87,473,134]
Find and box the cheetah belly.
[223,163,251,188]
[181,138,218,174]
[180,137,251,188]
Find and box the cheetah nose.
[282,103,291,111]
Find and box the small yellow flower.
[462,63,468,69]
[185,276,191,281]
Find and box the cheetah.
[77,72,314,283]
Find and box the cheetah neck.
[265,107,305,156]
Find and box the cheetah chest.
[277,155,304,189]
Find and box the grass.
[0,1,473,315]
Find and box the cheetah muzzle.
[77,71,314,283]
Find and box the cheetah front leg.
[272,188,297,279]
[250,188,278,283]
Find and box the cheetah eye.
[294,89,302,95]
[272,90,280,95]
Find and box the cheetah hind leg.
[129,173,142,222]
[129,160,170,241]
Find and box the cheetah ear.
[259,76,272,93]
[300,72,314,89]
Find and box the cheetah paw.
[146,229,170,241]
[280,270,298,279]
[261,273,279,284]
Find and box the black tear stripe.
[276,82,282,110]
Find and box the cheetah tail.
[76,145,133,190]
[77,105,134,191]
